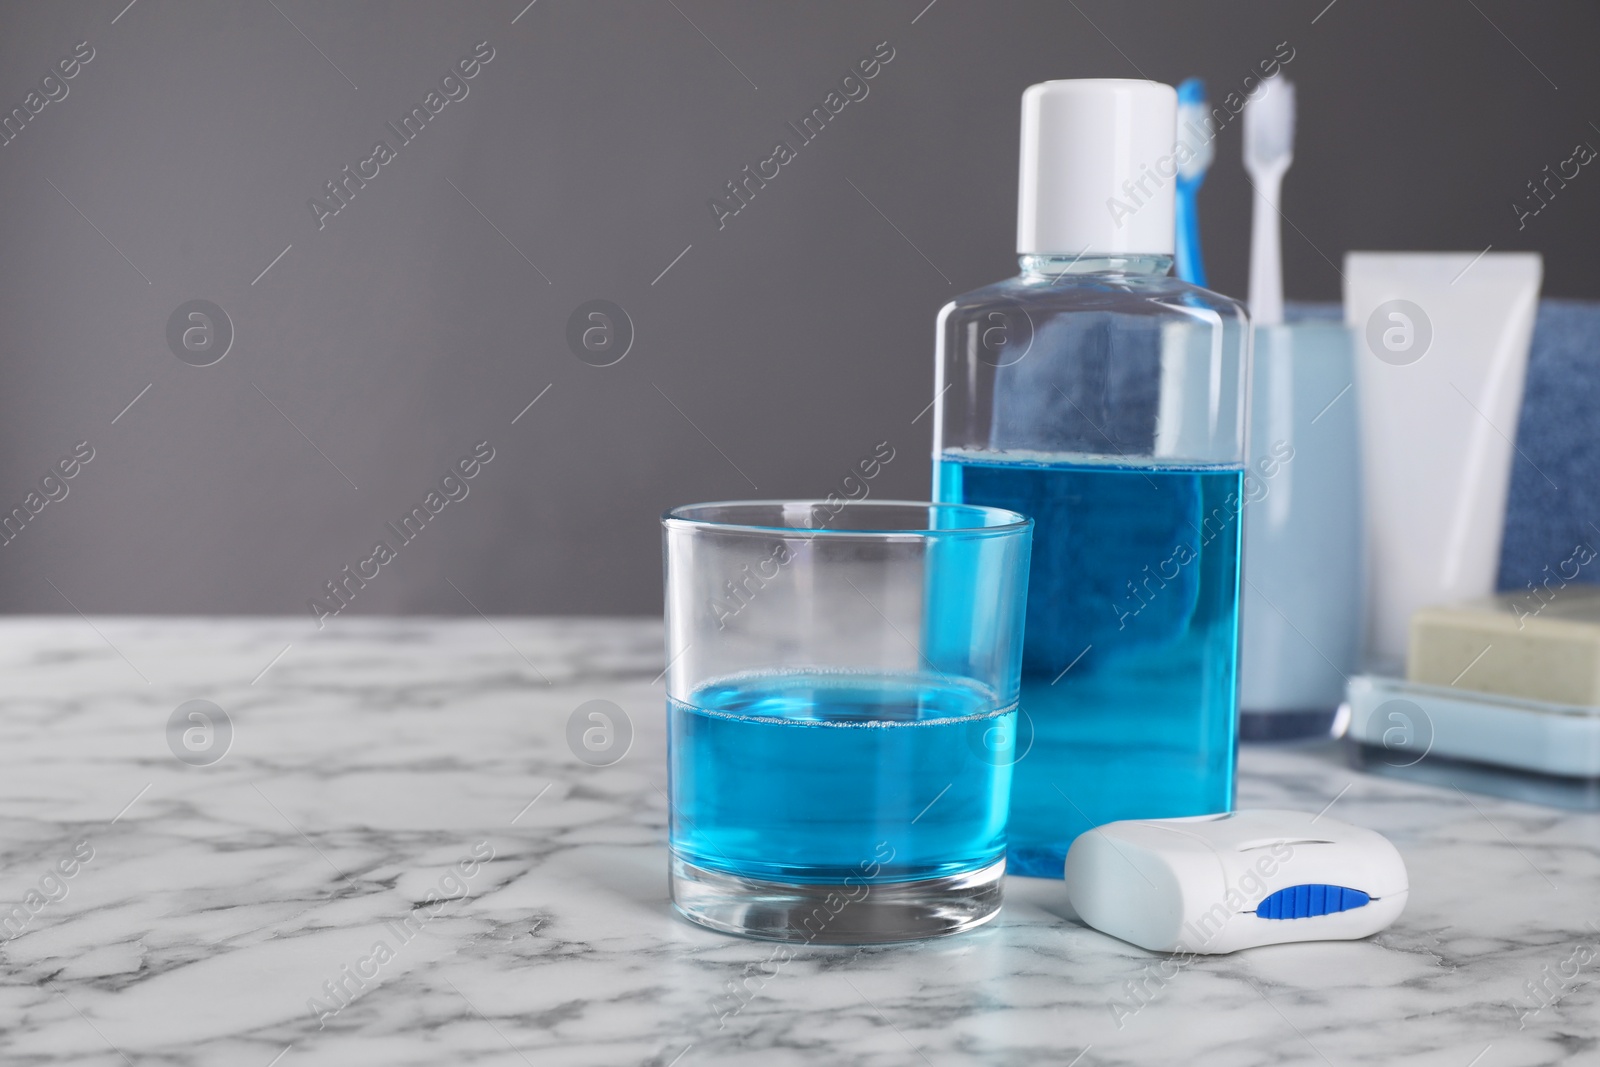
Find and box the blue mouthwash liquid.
[936,452,1241,877]
[668,671,1015,884]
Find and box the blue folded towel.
[1497,299,1600,594]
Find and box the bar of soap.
[1409,586,1600,705]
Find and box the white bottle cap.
[1017,79,1178,257]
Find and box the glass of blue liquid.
[662,500,1031,943]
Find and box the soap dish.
[1342,674,1600,810]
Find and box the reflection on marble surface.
[2,617,1598,1065]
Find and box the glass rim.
[662,499,1031,538]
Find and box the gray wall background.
[2,0,1597,619]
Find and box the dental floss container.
[1063,809,1407,954]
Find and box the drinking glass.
[662,500,1031,943]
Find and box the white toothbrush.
[1243,77,1295,326]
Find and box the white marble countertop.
[2,617,1598,1066]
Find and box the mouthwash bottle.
[931,80,1250,878]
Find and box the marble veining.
[1,617,1598,1065]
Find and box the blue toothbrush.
[1175,78,1214,288]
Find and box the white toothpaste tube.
[1344,251,1542,670]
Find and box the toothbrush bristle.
[1243,77,1296,167]
[1176,100,1214,179]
